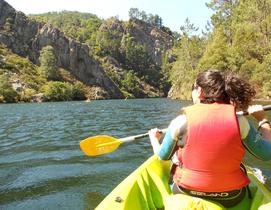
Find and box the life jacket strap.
[240,163,252,199]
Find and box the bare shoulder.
[170,114,187,125]
[169,114,187,138]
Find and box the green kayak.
[95,155,271,210]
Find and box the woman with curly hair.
[148,69,271,208]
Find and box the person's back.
[148,69,271,208]
[173,103,249,192]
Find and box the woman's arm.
[239,105,271,161]
[248,105,271,142]
[149,115,187,160]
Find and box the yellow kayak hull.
[95,156,271,210]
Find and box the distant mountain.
[0,0,174,102]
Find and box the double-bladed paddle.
[80,128,167,156]
[80,105,271,157]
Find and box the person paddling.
[148,69,271,207]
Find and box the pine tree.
[39,45,58,80]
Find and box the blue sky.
[5,0,213,34]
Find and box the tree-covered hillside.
[0,44,89,102]
[29,10,173,99]
[2,0,270,103]
[168,0,271,100]
[0,4,174,103]
[30,11,102,50]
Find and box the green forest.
[1,0,271,102]
[168,0,271,99]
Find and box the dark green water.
[0,99,270,210]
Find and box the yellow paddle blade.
[80,135,122,156]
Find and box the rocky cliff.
[0,0,123,99]
[94,18,174,97]
[128,19,173,66]
[98,18,173,68]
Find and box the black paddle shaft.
[121,105,271,142]
[237,105,271,116]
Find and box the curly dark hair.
[225,73,256,110]
[196,69,230,104]
[195,69,255,110]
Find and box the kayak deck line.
[95,156,271,210]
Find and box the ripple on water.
[1,188,86,210]
[0,151,136,188]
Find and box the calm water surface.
[0,99,270,210]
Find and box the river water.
[0,99,270,210]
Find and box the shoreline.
[0,97,270,105]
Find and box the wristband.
[258,119,271,130]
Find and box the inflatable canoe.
[95,155,271,210]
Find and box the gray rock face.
[128,19,174,66]
[101,18,174,67]
[0,0,123,99]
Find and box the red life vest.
[173,103,250,192]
